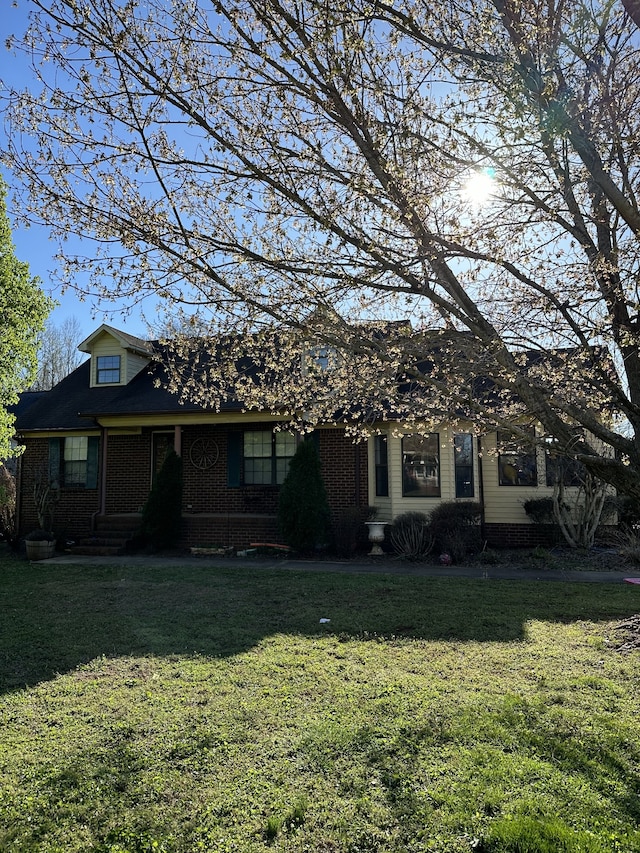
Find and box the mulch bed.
[613,614,640,652]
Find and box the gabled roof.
[13,343,243,432]
[77,324,153,356]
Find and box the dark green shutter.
[86,436,100,489]
[227,432,242,487]
[48,438,62,485]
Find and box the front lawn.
[1,556,639,852]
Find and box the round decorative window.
[189,437,219,470]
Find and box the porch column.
[174,425,182,456]
[99,427,108,517]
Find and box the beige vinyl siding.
[90,333,126,388]
[368,425,480,521]
[126,352,151,383]
[480,431,542,524]
[482,430,616,525]
[369,423,607,527]
[89,331,151,388]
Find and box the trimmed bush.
[429,501,482,562]
[522,497,556,525]
[141,449,183,550]
[278,439,330,552]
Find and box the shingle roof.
[14,324,609,433]
[13,353,238,432]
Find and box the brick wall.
[18,425,369,548]
[182,513,278,548]
[105,432,152,513]
[182,424,281,515]
[179,426,369,547]
[483,522,563,548]
[318,429,368,516]
[18,438,100,540]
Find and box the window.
[243,430,296,485]
[306,345,336,373]
[498,430,537,486]
[63,437,88,486]
[49,436,99,489]
[374,434,389,497]
[454,434,474,498]
[544,435,584,487]
[402,434,440,497]
[96,355,121,384]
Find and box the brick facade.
[178,425,369,547]
[18,438,100,540]
[483,522,617,549]
[105,432,152,513]
[483,522,563,548]
[18,425,370,549]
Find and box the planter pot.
[25,540,56,560]
[365,521,387,556]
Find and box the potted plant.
[24,466,59,560]
[25,528,56,560]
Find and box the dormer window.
[96,355,121,384]
[305,344,337,373]
[79,325,152,388]
[313,346,330,371]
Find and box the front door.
[151,431,174,483]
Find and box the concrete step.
[80,531,133,541]
[76,536,129,548]
[67,515,142,556]
[66,543,126,557]
[95,514,142,533]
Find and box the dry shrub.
[390,512,434,561]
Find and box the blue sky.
[1,0,150,342]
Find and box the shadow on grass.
[1,557,638,692]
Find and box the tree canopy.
[3,0,640,495]
[0,176,51,459]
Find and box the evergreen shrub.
[278,439,330,552]
[141,449,183,550]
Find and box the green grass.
[1,556,639,852]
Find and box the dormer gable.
[78,324,154,388]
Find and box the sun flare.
[462,168,497,206]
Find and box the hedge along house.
[13,324,596,552]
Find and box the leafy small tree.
[141,450,183,550]
[0,177,52,459]
[0,464,17,548]
[278,439,330,553]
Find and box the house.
[12,324,591,551]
